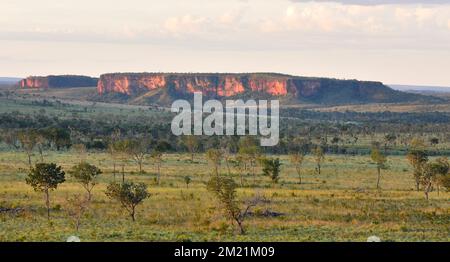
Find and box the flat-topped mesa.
[97,73,291,97]
[97,72,420,104]
[20,75,98,89]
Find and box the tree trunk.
[122,165,125,183]
[27,153,32,169]
[297,168,302,184]
[38,147,44,162]
[131,207,136,222]
[157,164,161,185]
[376,167,381,189]
[236,219,245,235]
[45,189,50,220]
[113,162,116,182]
[317,163,321,175]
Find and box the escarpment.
[97,73,423,105]
[20,75,98,89]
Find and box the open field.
[0,88,449,242]
[0,151,449,242]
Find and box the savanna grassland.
[0,151,448,242]
[0,89,449,242]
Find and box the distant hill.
[20,75,98,89]
[0,77,22,88]
[390,84,450,99]
[390,84,450,93]
[95,72,440,106]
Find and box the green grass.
[0,151,448,242]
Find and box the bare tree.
[289,152,305,184]
[183,136,199,162]
[18,130,38,168]
[65,194,90,232]
[207,176,263,234]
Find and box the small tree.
[427,158,449,197]
[406,139,428,191]
[261,158,282,184]
[184,176,192,189]
[206,149,222,176]
[71,143,87,162]
[70,162,102,201]
[18,130,38,168]
[26,163,65,220]
[238,137,260,183]
[126,138,150,175]
[183,136,199,162]
[151,150,163,184]
[65,194,89,232]
[112,140,130,183]
[105,182,150,221]
[289,152,305,184]
[371,146,387,189]
[207,176,261,234]
[313,146,325,175]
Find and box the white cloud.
[163,15,208,35]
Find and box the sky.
[1,0,450,86]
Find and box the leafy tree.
[70,162,102,201]
[26,163,65,220]
[313,146,325,175]
[406,139,428,191]
[428,158,449,196]
[429,137,439,146]
[384,133,397,153]
[184,176,192,189]
[261,158,282,184]
[2,130,21,150]
[371,146,387,189]
[105,182,150,221]
[43,127,71,151]
[207,176,262,234]
[289,152,305,184]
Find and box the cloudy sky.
[1,0,450,86]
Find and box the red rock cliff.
[97,73,289,97]
[20,77,49,89]
[96,73,404,104]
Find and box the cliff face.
[20,77,49,89]
[20,75,98,89]
[97,73,422,105]
[97,73,290,97]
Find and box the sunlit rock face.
[96,72,416,104]
[20,77,49,89]
[97,73,292,97]
[20,75,98,89]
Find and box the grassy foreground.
[0,151,448,242]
